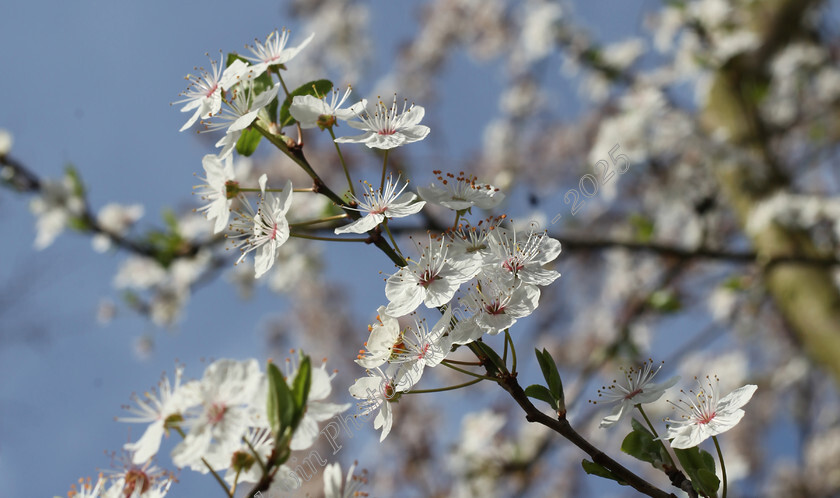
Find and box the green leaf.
[236,127,263,156]
[621,419,664,469]
[581,459,627,485]
[697,468,720,493]
[674,446,720,495]
[534,348,565,411]
[266,361,294,439]
[290,355,312,430]
[279,79,333,127]
[524,384,557,410]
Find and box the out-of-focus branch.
[552,234,840,268]
[0,153,220,262]
[702,0,840,384]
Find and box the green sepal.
[524,384,557,410]
[236,127,263,157]
[290,354,312,430]
[279,79,333,127]
[674,446,720,495]
[581,459,628,486]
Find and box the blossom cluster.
[351,218,562,440]
[65,356,350,497]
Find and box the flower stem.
[441,360,498,381]
[239,187,314,193]
[243,435,268,475]
[252,123,407,268]
[328,127,355,197]
[443,359,484,366]
[274,70,303,144]
[636,405,676,467]
[382,219,403,258]
[505,329,517,374]
[713,435,727,498]
[404,378,484,393]
[173,427,232,497]
[453,211,461,230]
[230,469,241,496]
[289,214,348,227]
[290,232,367,242]
[380,150,390,191]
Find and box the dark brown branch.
[466,343,677,498]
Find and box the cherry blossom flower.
[593,360,679,428]
[662,377,757,449]
[244,29,315,78]
[417,171,505,211]
[92,202,145,252]
[387,307,453,383]
[323,462,367,498]
[335,176,425,234]
[385,236,480,317]
[334,95,430,149]
[171,359,263,471]
[194,154,237,234]
[0,128,13,156]
[349,365,417,442]
[203,427,274,485]
[445,217,504,267]
[67,475,106,498]
[175,56,251,132]
[29,173,85,250]
[290,88,367,129]
[356,306,402,369]
[102,452,174,498]
[450,280,540,344]
[202,81,279,159]
[485,227,562,286]
[118,364,200,464]
[229,175,293,278]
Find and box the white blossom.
[175,56,252,132]
[335,95,430,149]
[244,29,314,78]
[594,360,679,429]
[663,377,757,449]
[290,88,367,129]
[417,171,505,212]
[193,154,237,234]
[335,176,425,234]
[385,236,480,317]
[229,176,293,278]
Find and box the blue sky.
[0,1,662,496]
